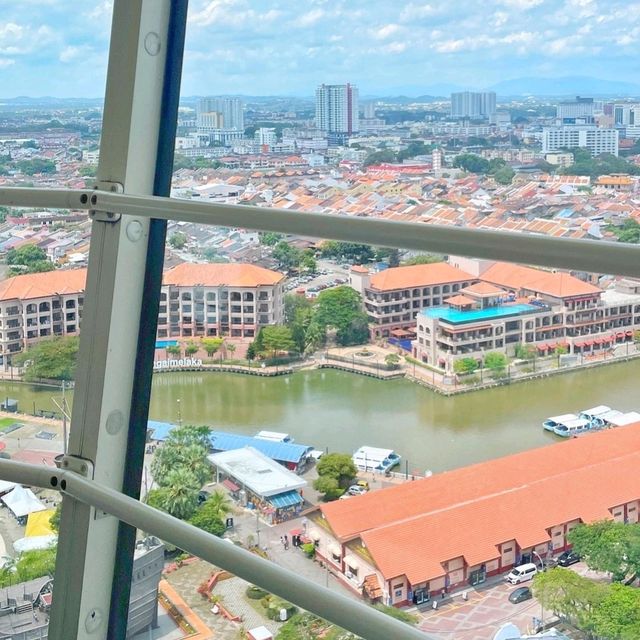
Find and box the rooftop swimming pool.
[423,303,540,323]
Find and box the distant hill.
[489,76,640,98]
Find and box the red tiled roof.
[369,264,474,292]
[462,282,505,296]
[444,294,475,306]
[0,269,86,302]
[163,263,284,287]
[320,423,640,584]
[481,262,600,298]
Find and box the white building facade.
[541,126,619,156]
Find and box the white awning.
[14,534,57,553]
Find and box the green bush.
[301,542,316,558]
[372,603,419,625]
[264,596,298,620]
[246,585,269,600]
[459,375,480,385]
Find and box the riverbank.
[148,342,640,395]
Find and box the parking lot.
[283,260,350,296]
[415,576,548,639]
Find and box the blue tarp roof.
[147,420,176,441]
[268,490,303,509]
[210,431,312,464]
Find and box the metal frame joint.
[89,181,124,222]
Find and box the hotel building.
[413,259,640,373]
[158,263,285,339]
[307,422,640,607]
[0,269,86,363]
[350,263,477,339]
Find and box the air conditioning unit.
[345,570,353,579]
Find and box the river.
[2,360,639,473]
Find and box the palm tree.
[157,468,200,520]
[203,490,232,519]
[226,343,236,360]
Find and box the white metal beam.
[47,2,173,638]
[0,458,432,640]
[1,186,639,278]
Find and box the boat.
[543,414,580,432]
[352,446,401,473]
[605,411,640,427]
[254,430,294,443]
[578,405,612,428]
[553,417,591,437]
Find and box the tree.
[608,219,640,245]
[314,453,357,500]
[272,241,302,270]
[532,567,607,631]
[453,357,479,375]
[591,583,640,640]
[314,286,365,334]
[304,322,326,354]
[150,424,212,489]
[363,150,396,166]
[0,547,58,588]
[515,344,536,360]
[246,342,257,363]
[484,352,508,375]
[166,344,182,357]
[260,232,283,246]
[14,336,80,381]
[185,342,199,357]
[453,153,490,174]
[402,254,444,266]
[6,244,55,275]
[145,468,200,519]
[493,165,515,185]
[168,231,188,250]
[336,313,370,346]
[189,491,231,537]
[17,158,56,175]
[568,521,640,582]
[226,343,236,358]
[261,325,296,356]
[385,354,400,369]
[299,251,317,273]
[201,337,223,357]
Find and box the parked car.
[508,587,532,604]
[356,480,370,490]
[347,485,368,496]
[505,563,537,584]
[557,550,581,567]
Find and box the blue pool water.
[155,340,178,349]
[423,304,538,323]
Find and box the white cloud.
[382,41,407,53]
[85,0,113,21]
[399,3,435,22]
[0,58,15,68]
[372,24,401,40]
[294,9,325,27]
[59,45,93,63]
[498,0,544,8]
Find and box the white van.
[505,563,537,584]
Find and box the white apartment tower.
[196,97,244,131]
[450,91,496,118]
[315,84,359,137]
[542,126,619,157]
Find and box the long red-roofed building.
[0,269,87,361]
[307,422,640,607]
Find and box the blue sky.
[0,0,638,97]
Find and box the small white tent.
[1,486,46,518]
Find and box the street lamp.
[176,398,182,426]
[532,550,545,629]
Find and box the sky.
[0,0,638,98]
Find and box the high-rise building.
[363,102,376,119]
[450,91,496,118]
[542,126,619,156]
[196,96,244,131]
[557,96,594,124]
[315,84,359,140]
[614,103,640,126]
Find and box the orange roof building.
[351,263,477,339]
[0,269,87,358]
[159,263,285,341]
[308,422,640,607]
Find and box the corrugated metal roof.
[210,431,312,463]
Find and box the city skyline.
[0,0,639,98]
